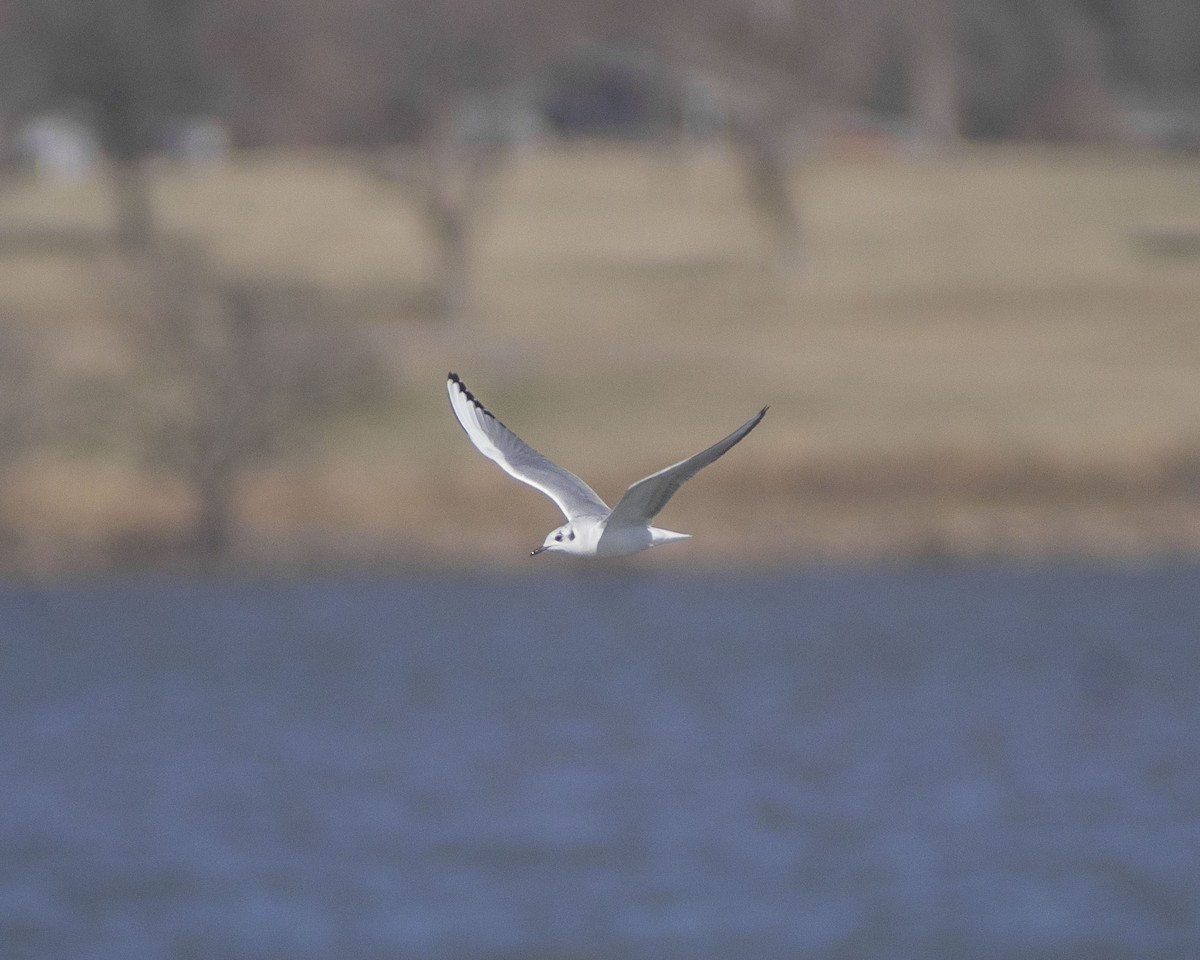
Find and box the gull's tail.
[649,528,692,548]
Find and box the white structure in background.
[16,115,100,179]
[168,117,231,164]
[10,114,231,179]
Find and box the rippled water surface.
[2,566,1198,959]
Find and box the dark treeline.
[2,0,1198,150]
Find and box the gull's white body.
[446,373,767,558]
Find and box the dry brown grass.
[1,142,1198,569]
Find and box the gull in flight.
[447,373,767,558]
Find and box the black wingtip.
[446,371,489,416]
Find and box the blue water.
[2,566,1198,959]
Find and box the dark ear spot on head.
[568,530,575,541]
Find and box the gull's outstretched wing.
[603,405,768,531]
[447,373,610,521]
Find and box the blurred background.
[0,0,1196,568]
[1,1,1199,958]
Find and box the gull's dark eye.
[555,533,563,541]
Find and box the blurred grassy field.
[1,142,1199,568]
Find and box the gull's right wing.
[447,373,610,521]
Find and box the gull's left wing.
[603,405,768,530]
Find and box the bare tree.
[371,99,511,323]
[358,0,568,323]
[660,0,889,270]
[956,0,1141,141]
[645,0,967,267]
[123,242,381,563]
[210,0,572,323]
[8,0,212,248]
[0,319,41,562]
[897,0,960,147]
[1017,10,1129,142]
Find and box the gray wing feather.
[447,374,610,521]
[605,405,768,529]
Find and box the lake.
[2,565,1198,959]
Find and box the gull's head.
[531,523,580,557]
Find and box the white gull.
[447,372,767,558]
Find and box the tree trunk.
[192,464,235,565]
[902,0,960,148]
[429,203,471,323]
[109,157,157,250]
[738,125,805,273]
